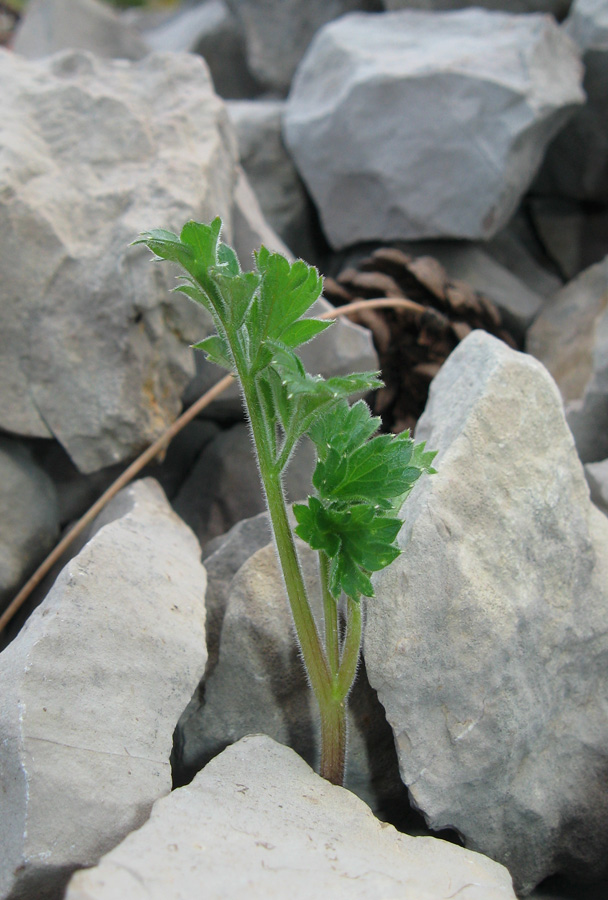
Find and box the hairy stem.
[320,552,340,677]
[319,695,347,786]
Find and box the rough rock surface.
[65,735,517,900]
[13,0,147,60]
[0,48,237,473]
[283,9,584,248]
[364,330,608,894]
[226,0,383,95]
[536,0,608,201]
[0,478,207,900]
[0,437,60,611]
[527,255,608,462]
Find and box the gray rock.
[0,478,207,900]
[172,421,315,546]
[0,48,237,473]
[536,0,608,201]
[12,0,147,60]
[66,735,517,900]
[585,458,608,514]
[231,163,294,266]
[226,0,383,95]
[0,437,59,611]
[527,255,608,462]
[283,9,584,249]
[227,99,318,260]
[528,196,608,280]
[384,0,571,15]
[136,0,260,99]
[364,330,608,894]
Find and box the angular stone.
[0,48,237,472]
[283,9,584,248]
[0,437,59,611]
[536,0,608,201]
[226,0,383,95]
[227,99,318,261]
[65,735,517,900]
[364,330,608,894]
[0,479,207,900]
[527,255,608,462]
[12,0,147,60]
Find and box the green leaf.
[255,251,324,346]
[211,270,260,330]
[277,318,333,350]
[294,498,402,600]
[191,334,233,371]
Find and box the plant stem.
[319,695,347,786]
[240,373,332,707]
[320,551,339,677]
[337,597,362,699]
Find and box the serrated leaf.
[217,242,240,275]
[294,497,402,600]
[277,318,333,350]
[191,334,233,370]
[256,251,323,346]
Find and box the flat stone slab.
[0,479,207,900]
[65,735,517,900]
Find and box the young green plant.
[135,218,436,787]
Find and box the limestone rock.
[536,0,608,201]
[12,0,147,60]
[283,9,584,248]
[65,735,517,900]
[527,255,608,462]
[364,330,608,894]
[0,479,207,900]
[225,0,383,95]
[0,48,237,473]
[0,437,59,611]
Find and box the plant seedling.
[135,218,436,786]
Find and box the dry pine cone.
[323,246,519,434]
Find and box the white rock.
[536,0,608,201]
[12,0,147,60]
[0,479,207,900]
[527,255,608,461]
[364,331,608,893]
[0,437,59,611]
[0,48,237,472]
[283,9,584,248]
[65,735,517,900]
